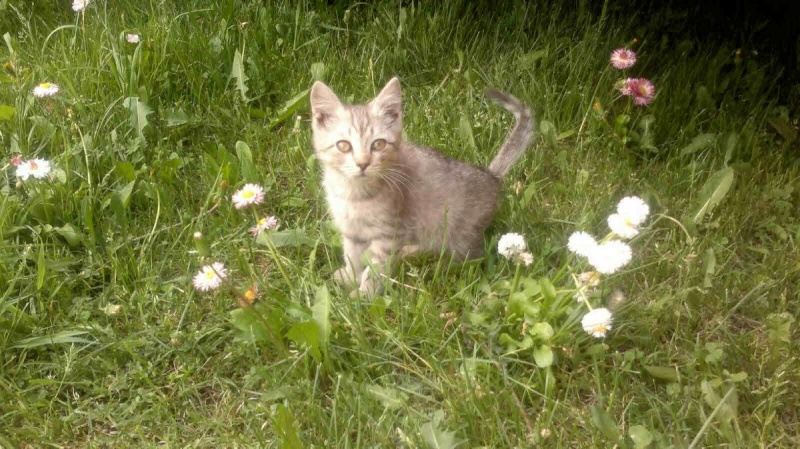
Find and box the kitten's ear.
[310,81,343,127]
[371,77,402,125]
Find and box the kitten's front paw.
[333,267,358,287]
[357,268,384,296]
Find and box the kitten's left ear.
[371,77,402,124]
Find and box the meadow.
[1,1,798,447]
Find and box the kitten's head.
[310,78,403,180]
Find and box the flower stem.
[509,262,522,297]
[265,237,293,288]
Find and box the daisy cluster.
[191,182,279,294]
[497,232,534,266]
[12,156,52,181]
[566,195,651,338]
[609,48,656,106]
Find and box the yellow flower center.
[243,289,256,301]
[635,85,649,96]
[257,218,267,226]
[593,324,608,334]
[204,271,216,280]
[29,161,38,170]
[40,83,52,89]
[241,190,255,199]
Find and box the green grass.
[1,1,798,447]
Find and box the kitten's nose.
[357,162,370,172]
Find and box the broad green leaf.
[235,141,258,182]
[310,61,326,81]
[690,167,735,225]
[530,322,554,340]
[540,120,558,150]
[54,223,82,248]
[458,113,475,150]
[722,131,738,164]
[114,180,136,209]
[257,229,316,248]
[0,104,15,120]
[533,344,554,368]
[629,425,654,448]
[164,108,189,127]
[312,285,331,349]
[589,405,621,442]
[680,133,716,156]
[366,384,407,410]
[230,49,249,102]
[539,277,556,303]
[643,365,679,383]
[274,404,303,449]
[287,321,321,361]
[122,96,153,143]
[11,330,93,349]
[269,88,310,129]
[700,381,736,424]
[421,412,463,449]
[114,161,136,182]
[229,306,270,342]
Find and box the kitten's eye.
[336,140,352,153]
[371,139,387,151]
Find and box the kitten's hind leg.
[334,237,367,288]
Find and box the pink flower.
[627,78,656,105]
[250,216,279,237]
[610,48,637,69]
[10,155,22,167]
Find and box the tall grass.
[1,1,797,447]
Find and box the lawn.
[1,1,798,447]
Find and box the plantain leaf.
[643,365,679,383]
[690,167,735,225]
[590,405,622,442]
[230,49,249,102]
[680,133,716,156]
[122,96,153,143]
[458,113,475,150]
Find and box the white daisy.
[231,183,265,209]
[250,216,279,237]
[587,240,632,275]
[16,159,51,180]
[607,213,639,239]
[617,196,650,227]
[498,232,526,259]
[193,262,227,292]
[581,307,613,338]
[126,33,140,44]
[32,82,59,98]
[567,231,598,257]
[72,0,90,12]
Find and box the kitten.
[310,77,534,294]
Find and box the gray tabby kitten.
[310,77,534,294]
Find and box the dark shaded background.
[609,0,799,88]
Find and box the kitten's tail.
[485,89,534,178]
